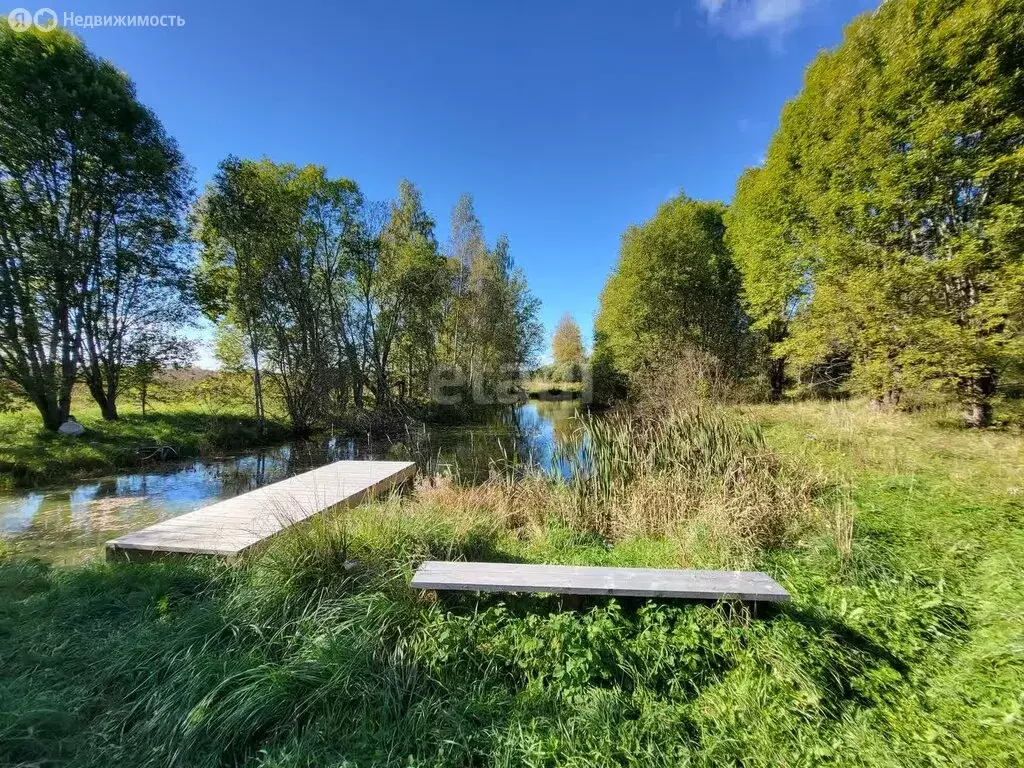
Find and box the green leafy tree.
[594,194,748,390]
[122,328,195,416]
[367,180,449,407]
[725,164,812,400]
[462,233,543,398]
[196,159,345,434]
[746,0,1024,425]
[551,314,586,381]
[306,173,366,410]
[213,322,248,373]
[195,158,278,428]
[198,161,542,419]
[0,24,190,429]
[437,195,543,401]
[444,194,486,365]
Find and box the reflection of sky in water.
[0,402,583,540]
[516,403,558,469]
[1,492,45,534]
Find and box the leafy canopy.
[594,195,746,382]
[728,0,1024,420]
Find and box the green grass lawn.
[0,397,291,489]
[0,401,1021,766]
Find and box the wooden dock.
[412,561,790,602]
[107,460,416,562]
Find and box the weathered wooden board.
[412,561,790,602]
[107,460,416,562]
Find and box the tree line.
[595,0,1024,426]
[196,161,542,434]
[0,24,541,433]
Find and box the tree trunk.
[348,355,365,410]
[27,381,72,431]
[767,356,786,402]
[333,368,351,414]
[884,388,901,408]
[84,369,119,420]
[961,370,996,428]
[84,378,119,420]
[100,398,118,420]
[963,401,992,428]
[37,398,66,432]
[371,371,391,412]
[252,360,264,429]
[871,388,902,411]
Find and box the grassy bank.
[0,372,298,489]
[1,402,1022,766]
[0,403,291,489]
[522,379,585,398]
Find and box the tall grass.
[415,406,821,565]
[548,407,818,551]
[0,486,1007,767]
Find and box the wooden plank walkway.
[107,460,417,562]
[412,561,790,602]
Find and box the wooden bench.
[411,561,790,603]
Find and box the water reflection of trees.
[532,400,584,444]
[422,401,586,483]
[0,403,588,556]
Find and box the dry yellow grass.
[411,405,826,567]
[742,399,1024,497]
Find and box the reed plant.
[549,407,818,550]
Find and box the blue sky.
[64,0,879,364]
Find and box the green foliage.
[371,180,451,405]
[445,206,545,396]
[0,23,191,429]
[725,165,811,399]
[593,195,748,397]
[212,322,249,373]
[726,167,809,337]
[730,0,1024,423]
[197,166,543,429]
[196,158,362,433]
[551,314,586,376]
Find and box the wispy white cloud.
[698,0,811,37]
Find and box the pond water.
[0,400,583,563]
